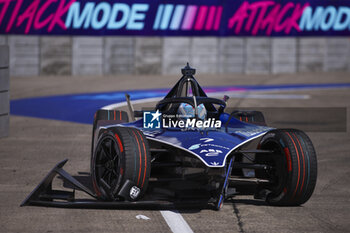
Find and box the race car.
[21,64,317,210]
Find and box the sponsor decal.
[162,117,222,129]
[143,111,222,129]
[0,0,349,36]
[188,143,200,150]
[188,138,229,156]
[200,144,230,150]
[143,110,161,129]
[129,186,140,199]
[200,138,214,143]
[200,149,222,157]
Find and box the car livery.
[21,64,317,210]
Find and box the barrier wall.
[2,1,350,37]
[0,45,9,137]
[0,36,349,76]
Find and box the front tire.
[91,127,150,201]
[256,129,317,206]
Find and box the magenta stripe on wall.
[205,6,216,30]
[214,6,223,30]
[181,5,198,30]
[194,6,208,30]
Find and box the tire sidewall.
[259,130,295,204]
[91,129,125,200]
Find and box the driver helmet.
[177,103,207,120]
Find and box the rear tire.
[91,109,129,156]
[231,110,266,126]
[256,129,317,206]
[91,127,150,201]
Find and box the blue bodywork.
[100,65,274,168]
[104,113,273,168]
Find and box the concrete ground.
[1,72,350,233]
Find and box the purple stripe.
[170,5,185,30]
[181,5,197,30]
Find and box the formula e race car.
[21,64,317,210]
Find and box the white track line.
[160,210,194,233]
[102,92,309,110]
[209,92,310,99]
[102,97,163,110]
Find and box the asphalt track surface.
[1,72,350,233]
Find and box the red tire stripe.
[292,132,306,196]
[285,131,301,197]
[284,147,292,172]
[92,180,102,197]
[114,111,116,120]
[136,130,147,188]
[120,111,122,120]
[132,131,142,186]
[114,134,124,153]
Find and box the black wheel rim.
[94,135,122,199]
[258,140,288,197]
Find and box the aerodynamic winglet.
[20,159,96,207]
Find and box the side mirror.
[223,95,230,103]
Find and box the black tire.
[231,110,266,126]
[256,129,317,206]
[91,127,151,201]
[91,109,129,156]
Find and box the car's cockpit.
[156,63,226,120]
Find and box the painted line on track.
[209,91,310,99]
[102,92,309,110]
[102,97,163,110]
[160,210,194,233]
[10,83,349,124]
